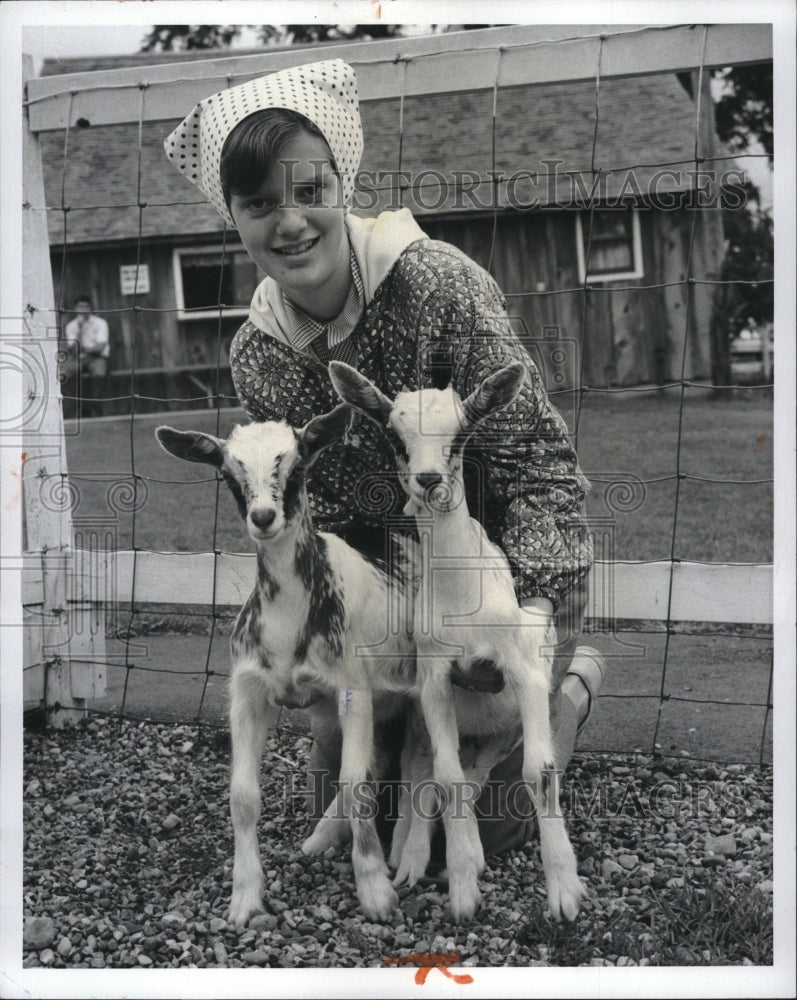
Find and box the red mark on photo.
[384,950,474,984]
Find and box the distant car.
[729,325,773,382]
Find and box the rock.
[24,916,56,950]
[137,954,153,967]
[208,917,227,934]
[601,859,623,879]
[612,766,632,776]
[161,912,187,931]
[57,936,73,958]
[213,941,228,964]
[64,794,81,808]
[755,880,774,895]
[269,899,289,914]
[617,854,639,870]
[40,949,56,966]
[705,833,736,858]
[315,904,336,922]
[241,949,270,966]
[162,813,181,830]
[403,897,428,919]
[701,855,726,868]
[250,913,278,932]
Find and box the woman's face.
[229,131,350,320]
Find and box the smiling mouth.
[272,237,319,257]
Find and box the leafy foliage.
[141,24,413,52]
[720,189,774,332]
[713,65,773,160]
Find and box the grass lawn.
[62,386,774,564]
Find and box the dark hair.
[75,295,92,308]
[220,108,334,210]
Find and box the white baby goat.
[329,360,586,923]
[155,408,416,929]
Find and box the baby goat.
[329,361,586,922]
[155,409,415,929]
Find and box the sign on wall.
[119,264,150,296]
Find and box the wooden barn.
[38,42,730,413]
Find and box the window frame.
[172,244,260,321]
[574,208,644,284]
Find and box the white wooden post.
[21,55,106,725]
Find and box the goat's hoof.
[302,819,349,855]
[448,875,481,922]
[547,870,586,922]
[392,846,430,888]
[228,893,264,932]
[359,877,399,922]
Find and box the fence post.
[21,54,106,726]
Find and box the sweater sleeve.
[415,255,592,608]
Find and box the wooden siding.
[50,241,244,367]
[51,204,720,405]
[424,205,717,388]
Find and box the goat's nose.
[250,508,276,531]
[416,472,443,491]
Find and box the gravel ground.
[22,718,773,969]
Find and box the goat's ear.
[461,363,526,427]
[328,361,392,425]
[298,404,352,462]
[155,426,225,468]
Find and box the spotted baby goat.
[329,360,586,923]
[155,408,416,929]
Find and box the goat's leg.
[508,656,585,922]
[228,666,278,930]
[459,725,524,864]
[392,719,438,886]
[337,686,398,921]
[417,661,484,920]
[389,708,418,870]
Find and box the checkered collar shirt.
[281,246,363,365]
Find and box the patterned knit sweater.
[229,239,592,608]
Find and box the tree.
[141,24,412,52]
[720,184,774,334]
[713,64,773,161]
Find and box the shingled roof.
[38,50,717,246]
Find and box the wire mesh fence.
[21,24,774,764]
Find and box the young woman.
[165,58,603,862]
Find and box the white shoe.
[564,646,605,737]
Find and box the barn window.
[173,246,262,319]
[575,209,644,283]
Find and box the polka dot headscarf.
[164,59,363,227]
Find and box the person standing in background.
[64,295,110,417]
